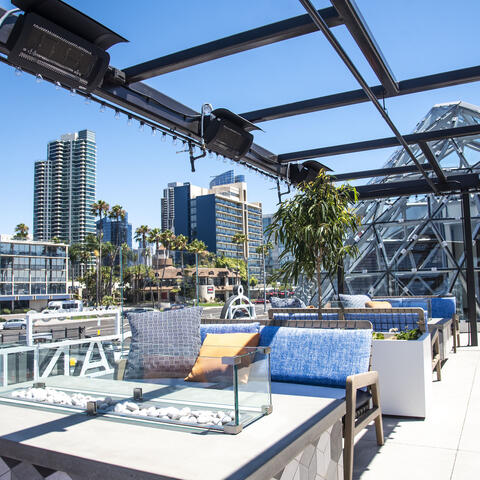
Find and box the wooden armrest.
[114,358,127,381]
[346,371,378,390]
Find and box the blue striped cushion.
[259,326,372,387]
[344,312,420,331]
[272,312,339,321]
[200,322,260,343]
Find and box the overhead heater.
[7,0,127,90]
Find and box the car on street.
[2,318,27,330]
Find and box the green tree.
[232,232,250,298]
[148,228,163,305]
[266,170,360,317]
[256,242,273,305]
[69,243,91,290]
[174,234,188,300]
[186,239,207,305]
[13,223,29,240]
[90,200,110,305]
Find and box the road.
[0,305,269,343]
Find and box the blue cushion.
[400,298,429,318]
[338,294,371,308]
[272,312,339,321]
[344,312,420,332]
[270,296,306,308]
[431,297,456,319]
[200,322,260,344]
[259,326,372,387]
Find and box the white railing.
[0,309,128,388]
[25,309,122,346]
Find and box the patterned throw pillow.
[270,296,307,309]
[124,307,202,379]
[338,294,371,308]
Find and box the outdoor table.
[0,377,346,480]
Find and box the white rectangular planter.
[371,332,432,418]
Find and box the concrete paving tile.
[353,442,456,480]
[451,450,480,480]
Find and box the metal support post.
[25,313,34,347]
[461,193,478,346]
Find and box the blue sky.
[1,0,480,242]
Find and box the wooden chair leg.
[344,385,356,480]
[371,383,384,446]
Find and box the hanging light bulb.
[172,135,177,145]
[161,132,166,142]
[84,96,92,105]
[151,126,157,136]
[35,74,43,83]
[127,115,133,125]
[70,88,76,96]
[114,109,121,119]
[208,150,214,158]
[55,81,61,90]
[139,121,145,132]
[99,103,106,112]
[14,67,22,76]
[222,156,227,164]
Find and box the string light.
[55,81,61,90]
[161,132,166,142]
[151,126,157,135]
[14,67,22,76]
[114,109,121,119]
[172,135,177,145]
[35,74,43,83]
[70,88,76,96]
[99,103,106,112]
[139,121,145,132]
[127,115,133,125]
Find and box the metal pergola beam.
[330,0,398,94]
[241,65,480,123]
[418,141,447,184]
[279,123,480,163]
[332,163,435,182]
[355,173,480,200]
[123,6,343,83]
[298,0,438,193]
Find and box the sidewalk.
[354,335,480,479]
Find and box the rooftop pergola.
[0,0,479,344]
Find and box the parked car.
[2,318,27,330]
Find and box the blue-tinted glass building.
[172,180,262,278]
[96,213,132,249]
[209,170,245,189]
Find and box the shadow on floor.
[353,415,423,480]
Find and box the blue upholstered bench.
[201,319,384,480]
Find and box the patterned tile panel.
[270,421,344,480]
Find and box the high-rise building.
[96,212,133,249]
[161,182,181,232]
[209,170,245,189]
[33,130,96,245]
[172,180,263,278]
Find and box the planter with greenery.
[266,170,359,317]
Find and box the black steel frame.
[0,0,479,343]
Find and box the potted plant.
[266,170,359,317]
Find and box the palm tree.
[148,228,163,304]
[256,242,273,310]
[232,232,250,298]
[174,234,188,300]
[186,239,207,305]
[108,205,126,292]
[90,200,110,306]
[13,223,29,240]
[135,225,150,303]
[159,229,175,259]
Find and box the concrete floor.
[354,334,480,480]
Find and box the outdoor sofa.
[117,316,384,480]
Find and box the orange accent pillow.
[185,333,260,383]
[365,301,392,308]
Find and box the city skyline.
[2,1,480,240]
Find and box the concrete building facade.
[33,130,96,245]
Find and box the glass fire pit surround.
[0,342,272,434]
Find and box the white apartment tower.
[33,130,96,244]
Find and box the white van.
[44,300,83,313]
